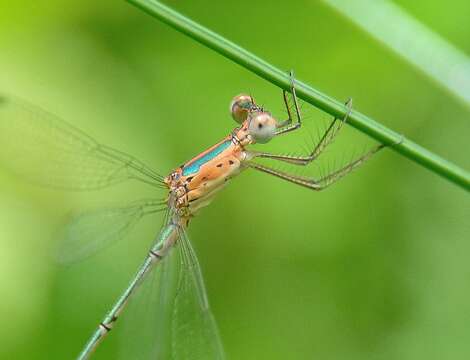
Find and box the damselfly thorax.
[165,94,286,217]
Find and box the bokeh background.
[1,1,469,359]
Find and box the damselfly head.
[230,94,255,124]
[247,112,276,144]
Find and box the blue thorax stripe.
[182,139,232,176]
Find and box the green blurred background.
[1,1,469,359]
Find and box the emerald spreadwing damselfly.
[0,73,387,359]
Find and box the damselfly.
[0,73,386,359]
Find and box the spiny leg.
[250,99,353,166]
[275,70,302,136]
[247,142,385,191]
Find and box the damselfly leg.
[247,84,385,190]
[275,70,302,135]
[247,142,384,190]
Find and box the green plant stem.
[127,0,470,191]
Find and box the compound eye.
[248,112,276,143]
[230,94,254,124]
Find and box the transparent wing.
[57,199,166,264]
[0,94,165,190]
[119,223,224,360]
[119,244,178,360]
[172,226,225,360]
